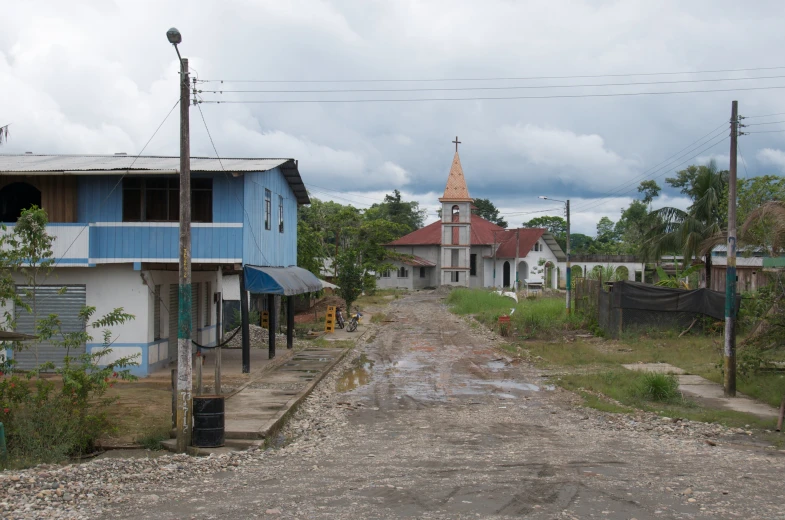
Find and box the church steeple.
[439,143,472,202]
[439,137,472,287]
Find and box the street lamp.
[539,196,571,315]
[166,26,193,454]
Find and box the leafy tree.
[736,175,785,254]
[523,215,565,236]
[569,233,596,254]
[364,190,425,234]
[642,162,727,287]
[614,200,650,254]
[335,249,365,313]
[654,264,702,289]
[637,180,661,205]
[472,198,508,228]
[741,201,785,256]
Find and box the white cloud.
[757,148,785,171]
[497,124,640,186]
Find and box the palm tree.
[741,201,785,256]
[640,162,727,288]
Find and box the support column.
[287,296,295,349]
[240,272,250,373]
[268,293,276,359]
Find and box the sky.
[2,0,785,235]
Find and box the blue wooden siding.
[89,224,242,261]
[242,168,297,267]
[75,171,295,264]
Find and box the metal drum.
[192,395,225,447]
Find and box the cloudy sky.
[2,0,785,234]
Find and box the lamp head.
[166,27,182,45]
[538,196,548,200]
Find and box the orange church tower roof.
[438,151,473,202]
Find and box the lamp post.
[539,196,571,314]
[167,27,193,453]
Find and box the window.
[397,266,409,278]
[380,269,391,278]
[470,254,477,276]
[154,285,162,340]
[451,271,459,283]
[420,267,426,278]
[451,205,460,222]
[451,249,459,268]
[278,195,284,233]
[265,189,272,230]
[122,178,212,222]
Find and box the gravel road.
[3,291,785,519]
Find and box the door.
[503,261,511,288]
[14,285,86,370]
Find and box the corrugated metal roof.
[0,154,310,205]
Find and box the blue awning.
[242,265,323,296]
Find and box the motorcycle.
[335,307,345,329]
[347,311,362,332]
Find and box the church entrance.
[503,261,510,288]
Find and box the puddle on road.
[486,360,508,371]
[336,354,375,392]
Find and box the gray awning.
[243,265,323,296]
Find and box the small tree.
[7,206,55,364]
[335,249,365,313]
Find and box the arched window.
[615,266,629,281]
[451,205,460,223]
[571,265,583,278]
[0,182,41,222]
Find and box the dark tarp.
[614,281,740,320]
[243,265,323,296]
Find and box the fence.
[573,279,736,338]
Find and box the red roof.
[494,228,546,258]
[388,214,506,246]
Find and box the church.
[377,142,566,291]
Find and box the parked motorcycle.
[347,311,362,332]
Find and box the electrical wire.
[576,135,730,214]
[570,121,729,212]
[198,65,785,84]
[744,119,785,126]
[745,129,785,134]
[740,111,785,119]
[197,84,785,104]
[198,75,785,94]
[195,104,271,266]
[737,140,750,179]
[50,99,181,270]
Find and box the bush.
[634,372,681,402]
[230,308,261,329]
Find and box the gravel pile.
[223,325,308,350]
[0,451,265,520]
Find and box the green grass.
[560,369,778,429]
[447,289,583,338]
[370,313,387,324]
[357,289,408,307]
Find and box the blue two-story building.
[0,154,309,376]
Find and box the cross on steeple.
[452,136,461,152]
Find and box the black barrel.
[192,395,225,447]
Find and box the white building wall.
[570,261,644,281]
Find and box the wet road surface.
[108,292,785,519]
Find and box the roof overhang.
[0,154,311,205]
[0,330,36,341]
[542,232,567,261]
[243,265,323,295]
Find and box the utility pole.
[724,100,738,397]
[167,26,193,453]
[566,199,571,315]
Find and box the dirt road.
[107,292,785,519]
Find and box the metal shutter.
[204,282,211,327]
[14,285,86,370]
[169,284,178,361]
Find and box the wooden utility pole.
[566,200,571,315]
[724,100,738,397]
[175,57,193,452]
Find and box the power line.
[745,129,785,134]
[744,119,785,126]
[305,183,389,203]
[198,65,785,84]
[50,99,181,270]
[740,111,785,119]
[195,104,270,266]
[577,135,730,214]
[571,121,729,212]
[197,84,785,104]
[737,140,750,179]
[198,75,785,94]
